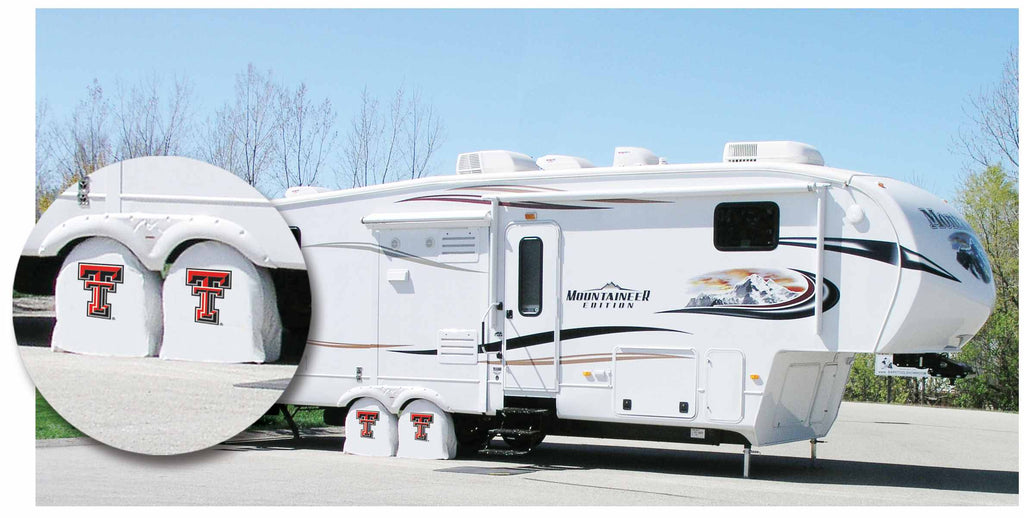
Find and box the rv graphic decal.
[565,282,651,309]
[399,193,607,211]
[304,242,484,273]
[485,351,686,367]
[356,411,380,438]
[777,236,960,283]
[660,268,838,320]
[949,231,992,284]
[390,326,689,356]
[185,269,232,325]
[77,262,125,319]
[919,208,971,231]
[410,413,434,440]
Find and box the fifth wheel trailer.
[273,141,995,470]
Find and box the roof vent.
[612,147,660,167]
[723,141,824,166]
[536,154,595,171]
[456,150,540,175]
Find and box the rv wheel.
[502,432,545,452]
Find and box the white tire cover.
[343,398,398,457]
[160,241,281,363]
[397,399,457,460]
[52,237,162,357]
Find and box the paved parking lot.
[22,346,295,455]
[36,401,1018,505]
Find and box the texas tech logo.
[356,411,380,438]
[185,269,232,325]
[78,263,124,319]
[410,413,434,441]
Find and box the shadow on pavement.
[220,432,1018,495]
[469,442,1019,495]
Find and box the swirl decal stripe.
[390,326,690,356]
[778,237,959,283]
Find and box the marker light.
[583,371,593,377]
[750,374,761,380]
[525,212,537,220]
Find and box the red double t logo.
[410,413,434,441]
[78,263,124,319]
[356,411,380,438]
[185,269,232,325]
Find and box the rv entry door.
[503,223,561,395]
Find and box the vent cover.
[725,143,758,162]
[457,152,483,175]
[722,141,824,166]
[455,150,540,175]
[438,329,478,365]
[439,229,479,263]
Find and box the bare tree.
[202,64,279,191]
[35,100,56,217]
[275,83,337,189]
[404,89,445,180]
[113,75,195,160]
[955,48,1019,181]
[342,87,382,188]
[340,85,445,187]
[51,79,112,187]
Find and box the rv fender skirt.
[396,399,457,460]
[159,241,282,363]
[52,237,163,357]
[344,398,399,457]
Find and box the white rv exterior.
[274,141,995,452]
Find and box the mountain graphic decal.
[660,268,839,320]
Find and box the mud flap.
[52,237,163,357]
[344,398,398,457]
[159,241,281,363]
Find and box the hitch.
[892,353,975,383]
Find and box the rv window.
[518,237,543,316]
[714,202,779,251]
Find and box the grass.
[36,390,85,440]
[247,405,327,431]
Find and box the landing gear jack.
[743,444,752,478]
[810,438,825,467]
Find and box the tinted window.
[518,237,543,316]
[714,202,779,251]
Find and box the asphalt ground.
[35,401,1018,505]
[21,345,296,455]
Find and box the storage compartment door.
[705,349,744,422]
[613,347,697,418]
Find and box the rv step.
[499,407,552,416]
[489,428,544,437]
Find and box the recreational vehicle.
[14,143,994,475]
[273,141,994,473]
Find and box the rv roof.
[272,159,864,207]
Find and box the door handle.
[506,309,513,320]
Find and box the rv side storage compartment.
[613,347,697,418]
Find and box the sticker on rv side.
[185,269,232,325]
[565,282,651,309]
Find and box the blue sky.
[36,9,1018,199]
